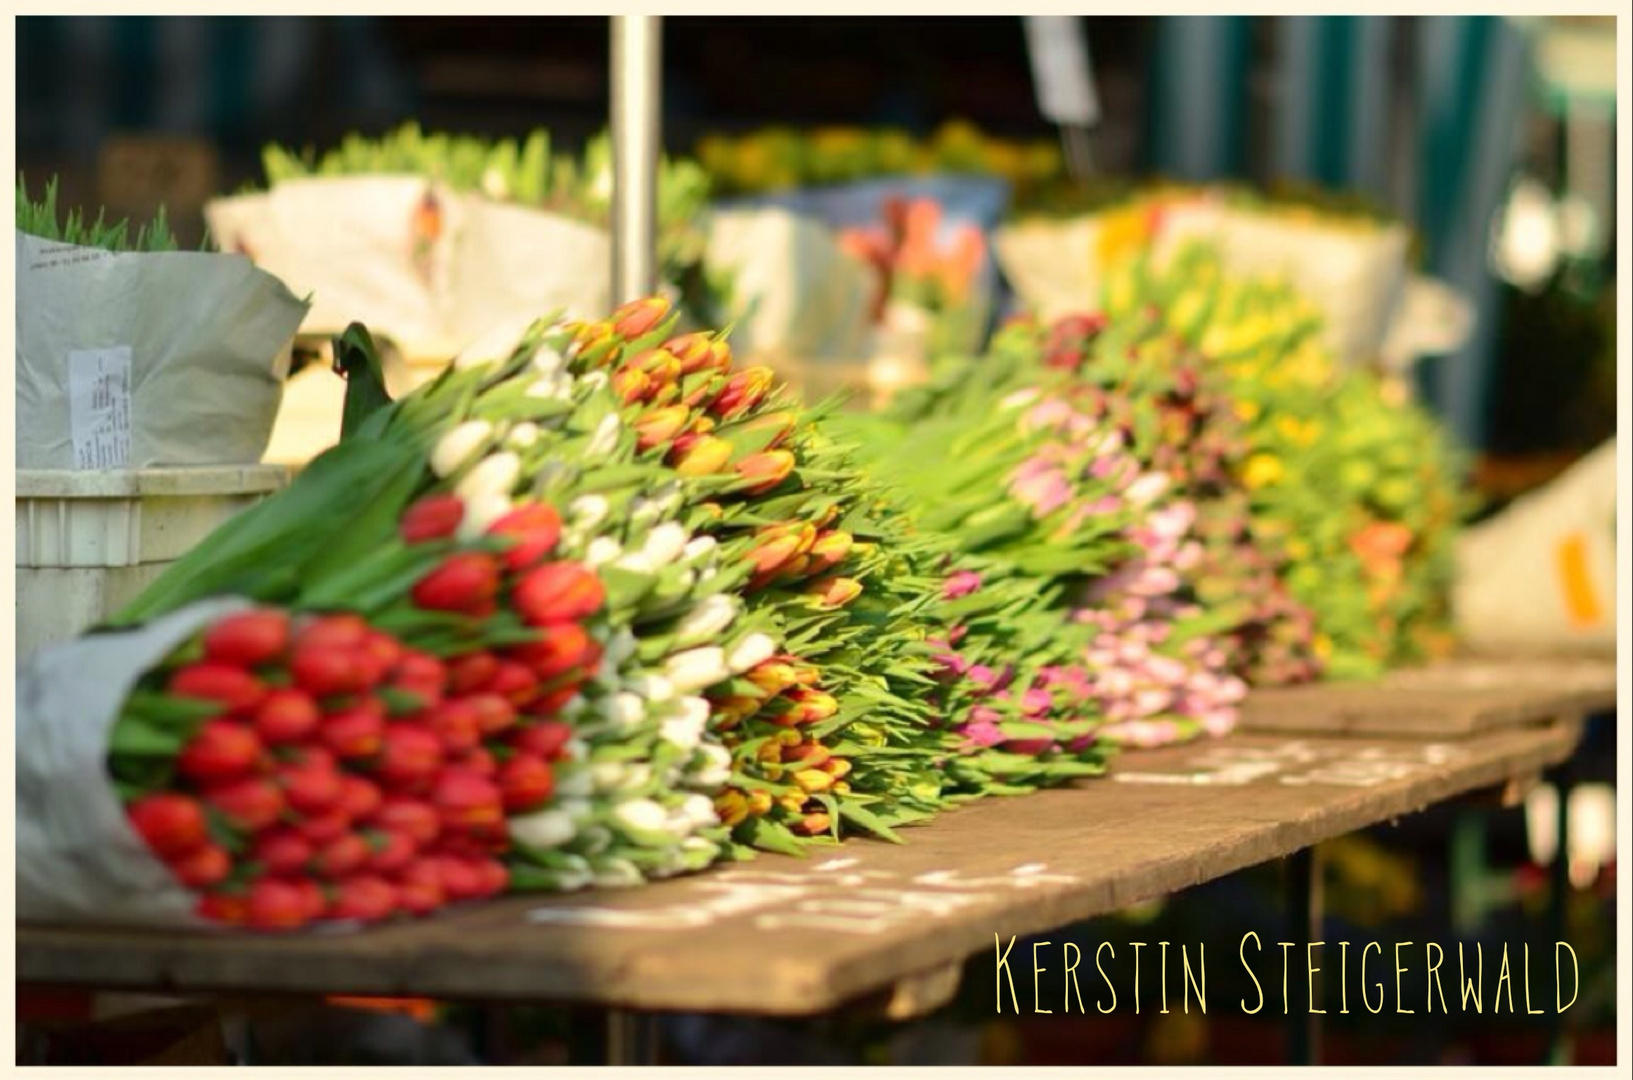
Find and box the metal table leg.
[1546,759,1575,1066]
[606,1009,660,1066]
[1285,846,1323,1065]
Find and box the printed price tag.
[68,346,133,469]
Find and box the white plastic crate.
[15,466,290,659]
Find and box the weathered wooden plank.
[16,721,1581,1015]
[1238,656,1614,738]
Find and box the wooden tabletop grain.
[17,715,1588,1016]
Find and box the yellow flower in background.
[1243,453,1285,490]
[1096,204,1154,268]
[1234,399,1260,423]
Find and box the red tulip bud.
[424,699,483,753]
[295,614,371,653]
[252,828,314,877]
[278,763,344,815]
[205,777,285,832]
[365,829,418,875]
[509,623,597,682]
[394,860,446,916]
[498,752,555,812]
[290,647,369,698]
[320,699,387,760]
[168,663,266,713]
[177,721,262,785]
[446,651,499,695]
[411,552,501,614]
[487,661,540,707]
[400,494,465,543]
[295,807,353,845]
[735,449,796,495]
[431,768,504,832]
[486,502,563,571]
[253,688,321,744]
[311,833,372,880]
[328,875,399,924]
[808,576,863,607]
[609,296,671,340]
[634,404,692,452]
[511,720,575,762]
[513,562,605,626]
[245,878,312,931]
[202,610,290,669]
[127,793,207,859]
[663,331,732,375]
[375,725,445,791]
[372,798,441,846]
[464,693,518,737]
[709,366,775,420]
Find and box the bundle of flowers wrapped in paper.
[206,122,726,369]
[837,195,990,368]
[1098,245,1463,677]
[697,120,1063,200]
[19,325,757,928]
[995,181,1444,370]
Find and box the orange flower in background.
[1350,521,1413,566]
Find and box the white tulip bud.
[602,692,646,731]
[664,647,731,693]
[457,492,514,539]
[727,632,778,674]
[587,414,622,458]
[613,552,656,576]
[592,858,644,889]
[570,494,611,531]
[680,793,719,828]
[1125,472,1171,507]
[454,451,520,503]
[676,596,738,645]
[613,798,669,834]
[578,370,609,393]
[641,522,690,567]
[509,808,576,849]
[531,345,566,377]
[526,372,572,401]
[659,710,705,752]
[507,421,540,448]
[604,630,638,666]
[584,537,622,567]
[630,673,675,702]
[682,535,718,562]
[554,765,593,797]
[430,420,493,477]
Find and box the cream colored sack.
[1454,440,1617,653]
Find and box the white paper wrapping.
[14,233,308,470]
[16,597,251,927]
[1454,440,1617,654]
[206,179,613,364]
[704,206,874,362]
[1150,202,1412,367]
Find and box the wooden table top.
[17,715,1588,1016]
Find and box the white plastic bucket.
[15,466,290,659]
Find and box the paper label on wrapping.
[68,346,133,469]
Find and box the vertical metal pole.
[610,15,662,307]
[1285,847,1323,1065]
